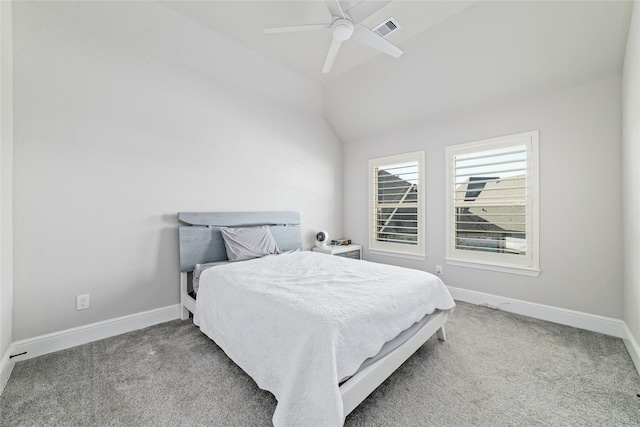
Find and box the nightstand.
[312,244,362,260]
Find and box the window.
[369,151,425,258]
[445,131,539,276]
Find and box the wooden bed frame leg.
[436,326,447,341]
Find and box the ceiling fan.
[263,1,403,74]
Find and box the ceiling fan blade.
[324,0,345,18]
[322,37,343,73]
[351,25,403,58]
[264,23,331,34]
[345,1,392,24]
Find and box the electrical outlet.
[436,265,443,275]
[76,294,90,311]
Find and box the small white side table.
[312,244,362,260]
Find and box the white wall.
[344,76,623,319]
[1,0,14,388]
[11,2,343,341]
[623,2,640,347]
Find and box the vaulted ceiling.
[163,1,634,142]
[164,1,477,83]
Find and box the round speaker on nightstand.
[315,231,329,247]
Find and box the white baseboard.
[448,286,626,338]
[0,344,15,395]
[623,323,640,377]
[9,304,181,364]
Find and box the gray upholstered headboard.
[178,211,302,272]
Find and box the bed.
[178,211,455,426]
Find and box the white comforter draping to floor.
[194,251,455,427]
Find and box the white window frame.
[445,131,540,276]
[369,151,426,259]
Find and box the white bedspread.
[193,251,455,427]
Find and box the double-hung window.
[369,151,425,258]
[445,131,539,276]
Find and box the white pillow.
[220,226,281,262]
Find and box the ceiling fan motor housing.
[332,18,354,41]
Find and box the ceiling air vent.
[372,17,401,38]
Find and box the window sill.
[369,249,426,261]
[446,258,540,277]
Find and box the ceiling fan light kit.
[332,18,354,41]
[263,0,403,74]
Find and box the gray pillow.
[220,226,281,262]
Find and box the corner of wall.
[0,0,14,382]
[0,345,15,395]
[622,0,640,375]
[624,322,640,377]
